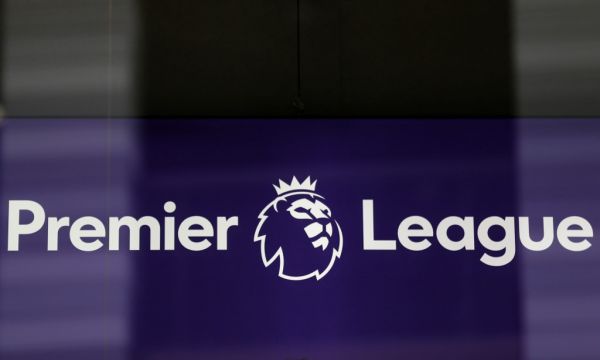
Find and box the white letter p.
[8,200,46,251]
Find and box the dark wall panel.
[138,0,299,117]
[139,0,513,117]
[335,0,513,117]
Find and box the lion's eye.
[287,205,313,220]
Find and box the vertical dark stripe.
[293,0,305,113]
[296,0,301,100]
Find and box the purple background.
[0,119,598,360]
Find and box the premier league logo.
[254,177,343,281]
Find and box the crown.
[273,176,317,195]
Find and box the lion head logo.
[254,177,343,281]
